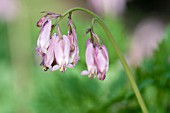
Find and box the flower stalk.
[58,7,148,113]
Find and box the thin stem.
[59,7,149,113]
[91,18,98,30]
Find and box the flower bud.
[95,44,109,80]
[43,33,57,70]
[81,39,97,78]
[37,15,47,27]
[36,19,52,55]
[54,35,71,72]
[68,19,79,67]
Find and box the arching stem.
[59,7,149,113]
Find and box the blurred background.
[0,0,170,113]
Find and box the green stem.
[60,7,149,113]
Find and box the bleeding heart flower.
[67,18,79,67]
[51,26,71,72]
[41,32,71,72]
[81,39,97,79]
[95,44,109,80]
[81,33,109,80]
[36,19,51,55]
[43,33,58,71]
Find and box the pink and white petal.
[96,48,107,73]
[63,35,70,64]
[51,65,60,71]
[81,70,89,76]
[97,73,102,80]
[86,39,92,48]
[44,35,56,67]
[101,44,109,71]
[55,37,64,65]
[86,42,95,67]
[37,19,52,53]
[67,64,74,68]
[68,34,74,46]
[44,48,54,68]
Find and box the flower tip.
[97,73,106,80]
[36,16,47,27]
[81,70,89,76]
[36,22,42,27]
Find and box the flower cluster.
[36,12,79,72]
[81,31,109,80]
[36,12,109,80]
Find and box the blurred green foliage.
[0,1,169,113]
[135,27,170,113]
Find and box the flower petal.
[81,70,89,76]
[102,44,109,71]
[63,35,70,65]
[51,65,60,71]
[44,34,56,68]
[37,19,52,54]
[95,45,108,73]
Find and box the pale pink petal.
[55,36,64,65]
[51,65,60,71]
[81,70,89,76]
[95,46,107,73]
[86,39,92,47]
[86,40,95,69]
[63,35,70,65]
[102,44,109,71]
[37,19,51,53]
[68,28,79,66]
[67,64,74,68]
[44,34,56,68]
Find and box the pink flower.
[42,33,57,71]
[67,19,79,67]
[36,19,52,55]
[95,45,109,80]
[81,38,109,80]
[41,32,71,72]
[54,34,71,72]
[81,39,97,79]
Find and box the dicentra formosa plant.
[35,7,149,113]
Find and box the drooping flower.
[67,18,79,67]
[40,28,71,72]
[81,39,97,79]
[95,44,109,80]
[81,32,109,80]
[52,26,71,72]
[36,19,52,55]
[42,33,57,71]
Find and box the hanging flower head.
[35,10,109,80]
[36,19,52,55]
[95,44,109,80]
[53,26,71,72]
[81,30,109,80]
[67,14,80,67]
[81,39,97,78]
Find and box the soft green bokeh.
[0,0,169,113]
